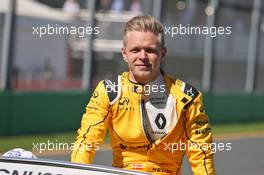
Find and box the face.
[122,31,166,84]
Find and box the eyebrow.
[128,45,159,50]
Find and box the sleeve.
[71,81,110,164]
[184,92,216,175]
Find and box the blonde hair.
[123,15,165,47]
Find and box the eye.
[131,48,140,53]
[146,48,156,53]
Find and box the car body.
[0,157,150,175]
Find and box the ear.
[121,47,128,62]
[160,47,167,62]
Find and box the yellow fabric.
[71,72,216,175]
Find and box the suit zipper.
[140,94,154,145]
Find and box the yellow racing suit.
[71,72,216,175]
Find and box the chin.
[137,69,151,75]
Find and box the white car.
[0,157,150,175]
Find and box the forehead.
[124,31,161,47]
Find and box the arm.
[71,81,110,164]
[184,93,216,175]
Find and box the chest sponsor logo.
[90,99,101,106]
[155,113,167,129]
[152,167,173,173]
[118,97,135,111]
[195,120,208,126]
[119,143,150,150]
[199,105,205,113]
[195,128,211,134]
[92,91,99,98]
[118,97,129,106]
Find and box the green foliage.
[212,121,264,134]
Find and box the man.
[71,15,216,175]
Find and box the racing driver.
[71,15,216,175]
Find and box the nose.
[138,49,147,60]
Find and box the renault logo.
[155,113,166,129]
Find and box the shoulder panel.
[183,82,199,99]
[175,79,199,99]
[103,76,121,105]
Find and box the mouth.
[136,65,151,71]
[135,64,151,69]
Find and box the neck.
[128,71,161,84]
